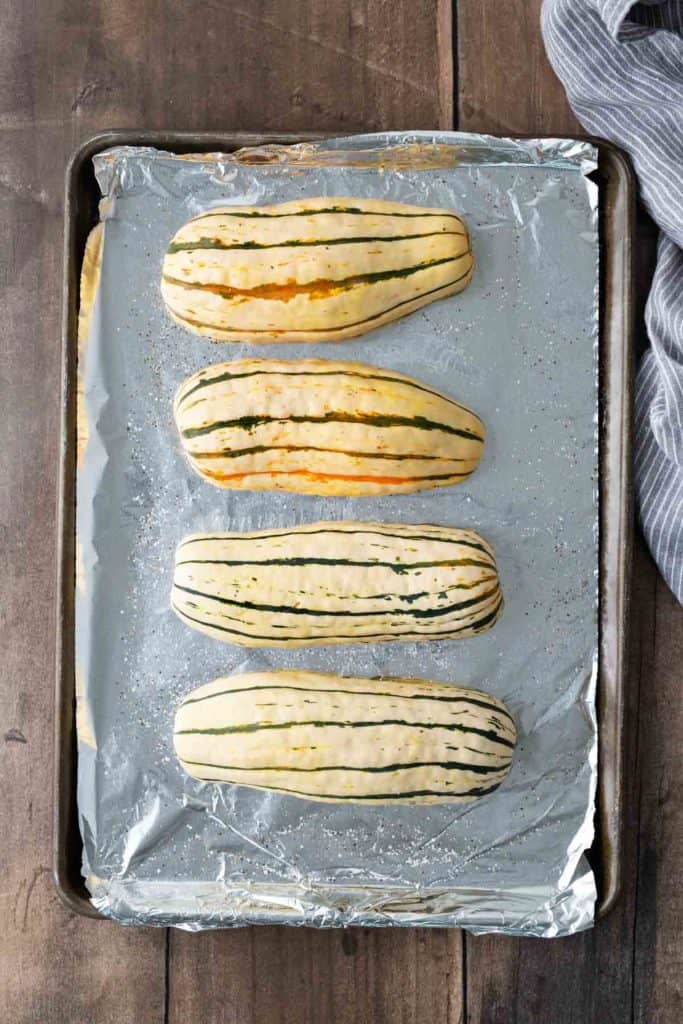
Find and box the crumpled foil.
[76,132,599,936]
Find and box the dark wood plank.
[79,0,454,134]
[458,0,580,136]
[633,572,683,1023]
[169,927,462,1024]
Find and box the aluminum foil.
[76,132,599,936]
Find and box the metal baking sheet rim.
[53,130,634,925]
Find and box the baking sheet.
[76,132,599,936]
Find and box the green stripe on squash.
[174,670,516,804]
[162,196,473,342]
[174,357,484,497]
[171,525,503,648]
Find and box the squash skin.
[161,196,473,342]
[174,669,516,804]
[171,521,503,648]
[173,357,485,496]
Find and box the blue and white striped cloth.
[542,0,683,602]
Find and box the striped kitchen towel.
[542,0,683,602]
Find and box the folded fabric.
[542,0,683,602]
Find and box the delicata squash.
[161,197,473,342]
[174,358,485,496]
[174,670,516,804]
[171,521,503,647]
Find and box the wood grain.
[74,0,453,134]
[633,571,683,1024]
[457,0,581,135]
[169,927,462,1024]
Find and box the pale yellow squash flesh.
[173,357,485,496]
[161,196,473,342]
[174,670,517,804]
[171,521,503,648]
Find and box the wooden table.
[1,2,681,1020]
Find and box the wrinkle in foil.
[76,132,600,936]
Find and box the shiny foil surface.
[76,133,599,936]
